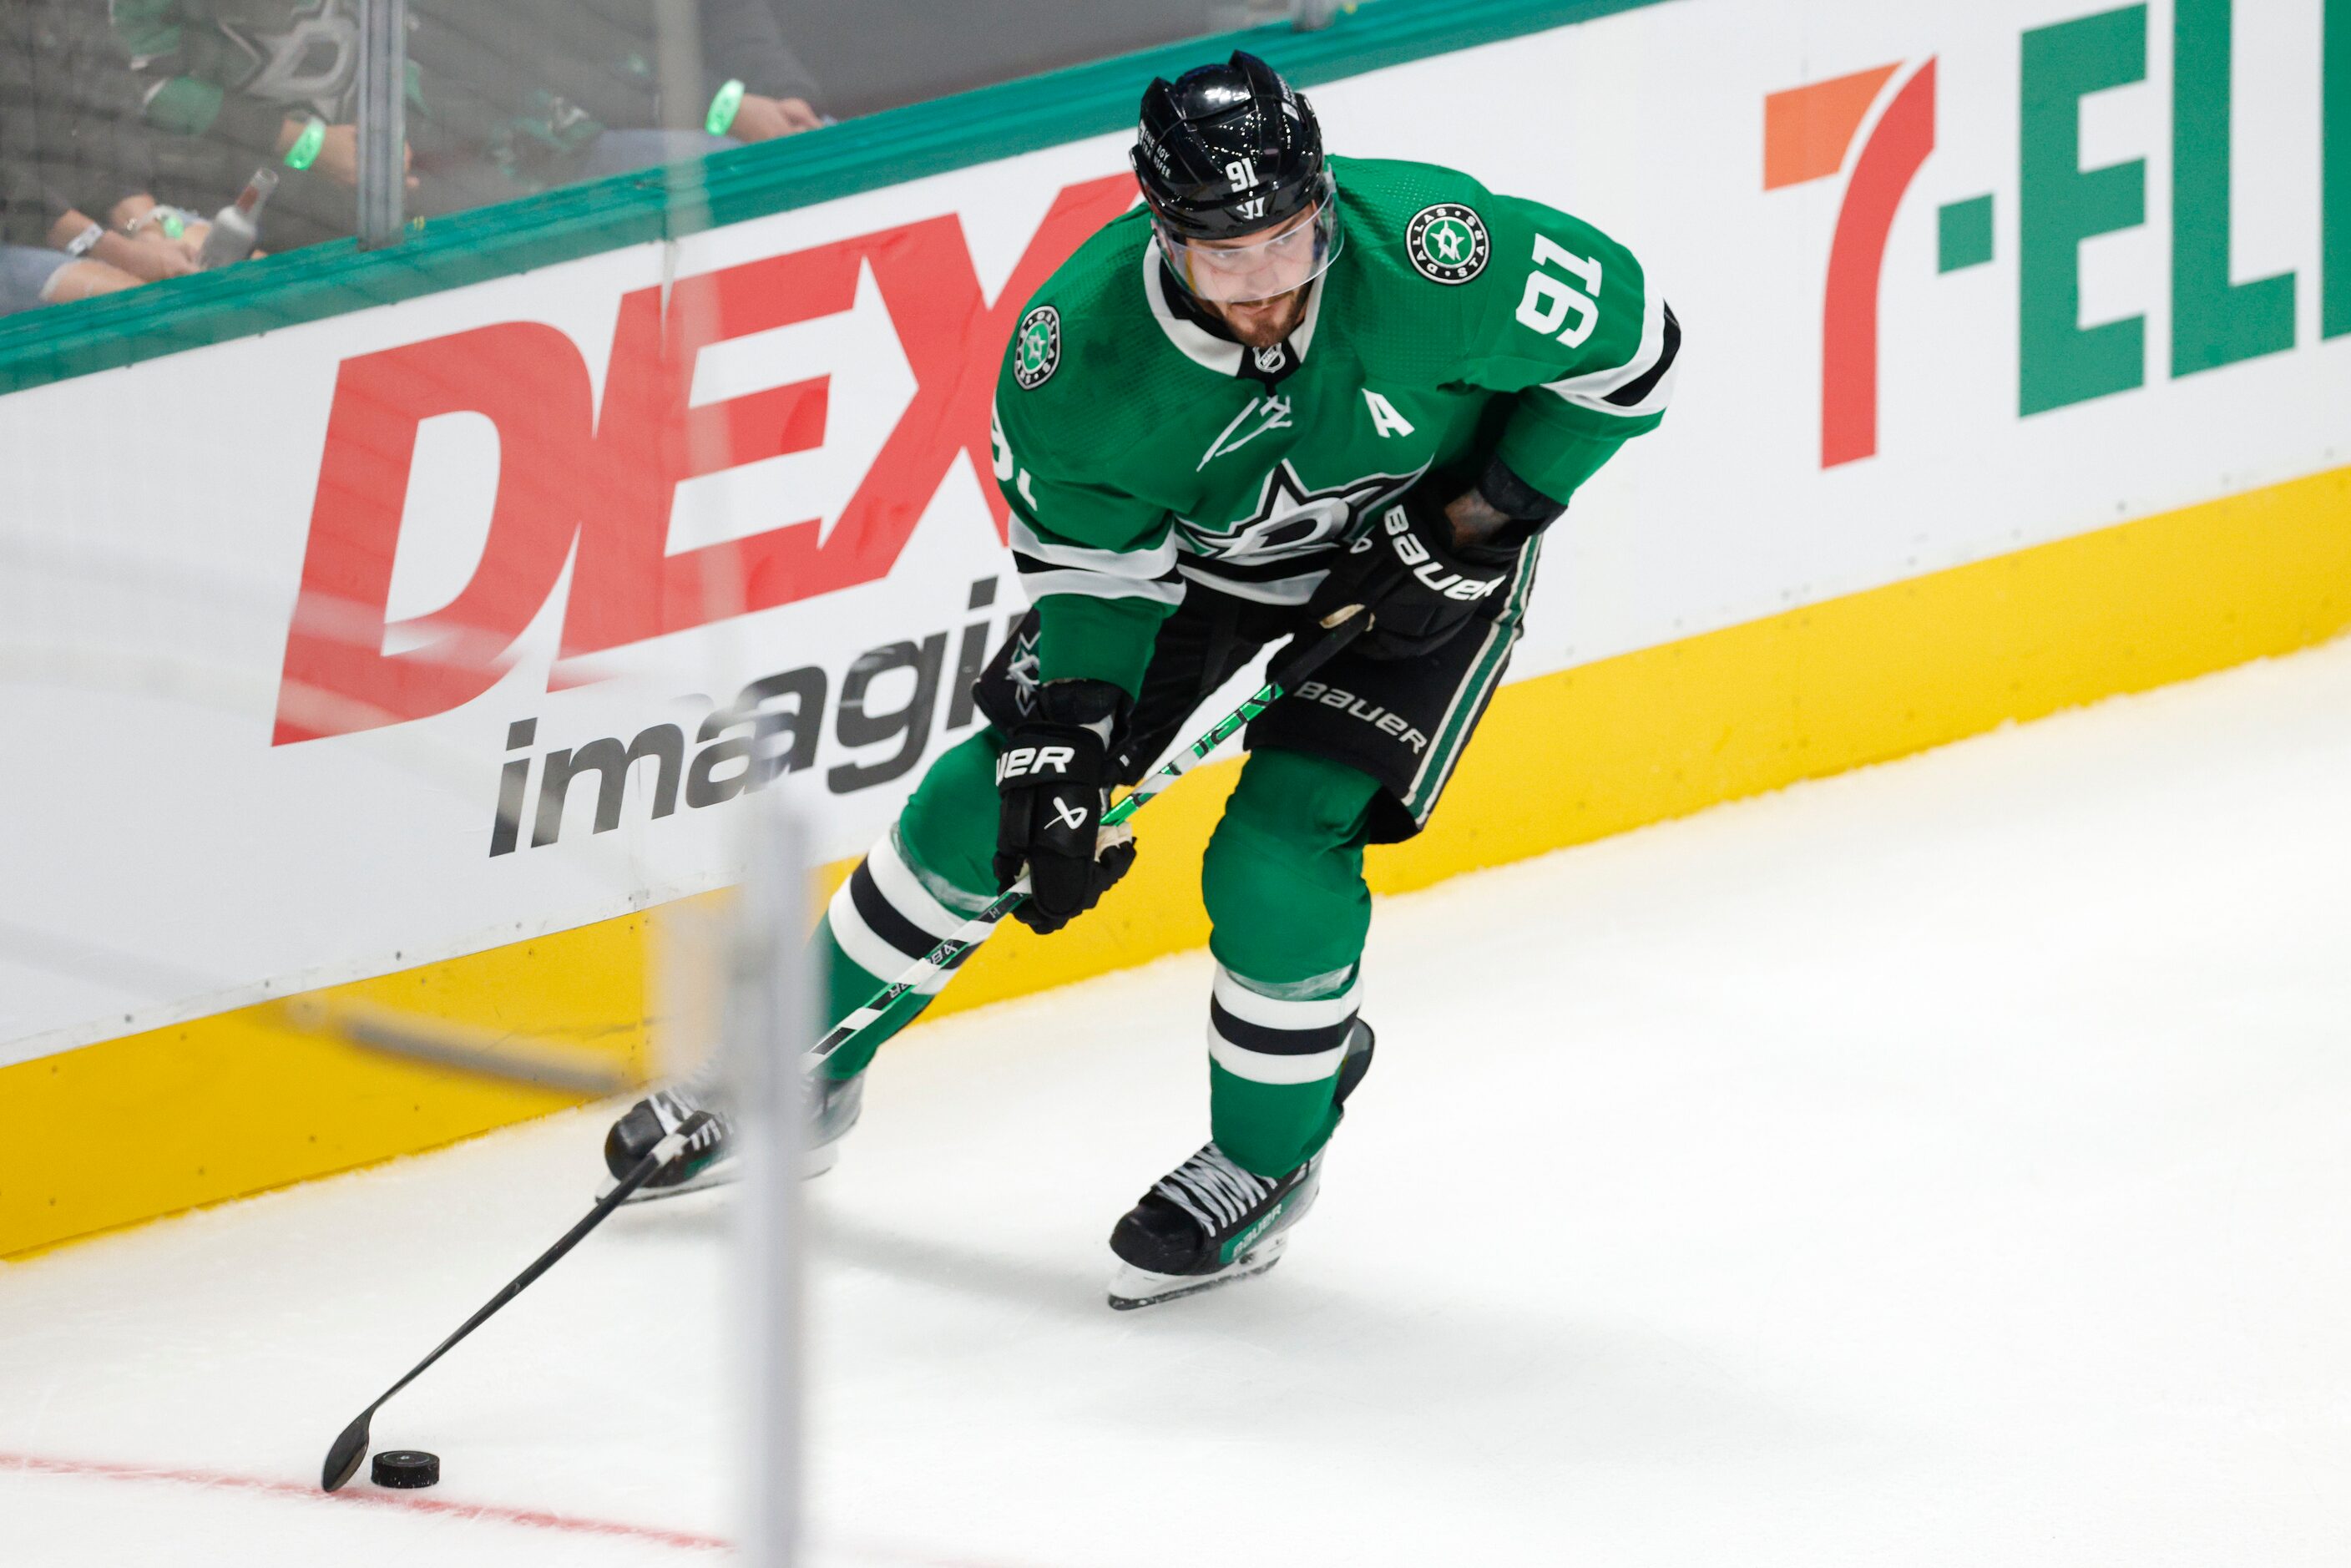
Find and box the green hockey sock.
[814,731,1005,1080]
[1205,963,1363,1176]
[1198,748,1379,1176]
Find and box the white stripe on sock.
[827,874,953,994]
[1211,964,1363,1031]
[867,832,990,943]
[1207,1030,1349,1085]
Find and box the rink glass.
[0,0,1246,321]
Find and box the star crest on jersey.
[1406,204,1489,285]
[1177,459,1425,569]
[1013,306,1061,389]
[1004,626,1043,716]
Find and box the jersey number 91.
[1515,235,1604,348]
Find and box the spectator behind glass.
[1,0,212,315]
[110,0,827,247]
[109,0,423,255]
[408,0,827,203]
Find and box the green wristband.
[705,78,746,136]
[284,117,326,171]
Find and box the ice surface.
[4,638,2349,1567]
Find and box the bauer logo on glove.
[995,745,1079,784]
[993,679,1138,934]
[1304,490,1519,661]
[1380,504,1509,602]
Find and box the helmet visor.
[1158,195,1342,304]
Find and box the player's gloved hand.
[993,678,1137,935]
[1305,489,1517,660]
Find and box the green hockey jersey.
[988,154,1679,695]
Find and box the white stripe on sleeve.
[1540,283,1673,417]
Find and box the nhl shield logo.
[1406,204,1489,285]
[1013,305,1061,389]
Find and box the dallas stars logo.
[1013,305,1060,389]
[1004,626,1043,715]
[1177,460,1427,569]
[1406,203,1489,286]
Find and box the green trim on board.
[0,0,1676,398]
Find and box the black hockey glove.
[1305,488,1519,661]
[993,678,1138,935]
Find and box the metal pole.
[733,797,806,1568]
[355,0,407,249]
[651,0,714,240]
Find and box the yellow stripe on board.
[3,463,2345,1258]
[0,918,659,1260]
[933,461,2351,1004]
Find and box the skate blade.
[1106,1237,1287,1311]
[610,1158,738,1205]
[599,1141,842,1206]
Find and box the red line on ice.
[0,1450,729,1551]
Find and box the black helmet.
[1130,51,1330,242]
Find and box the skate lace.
[650,1087,706,1131]
[650,1089,730,1155]
[1153,1145,1273,1235]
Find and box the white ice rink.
[5,636,2349,1568]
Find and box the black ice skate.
[1106,1021,1373,1310]
[600,1070,865,1203]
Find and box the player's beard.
[1206,286,1309,349]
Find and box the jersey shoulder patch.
[993,211,1218,476]
[1403,202,1490,285]
[996,215,1138,412]
[1011,304,1061,389]
[1325,157,1499,290]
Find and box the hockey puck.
[370,1449,441,1489]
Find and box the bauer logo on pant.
[1013,305,1062,389]
[1405,204,1489,285]
[1291,681,1432,755]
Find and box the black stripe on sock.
[847,861,971,968]
[1605,304,1680,407]
[1209,996,1356,1058]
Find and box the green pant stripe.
[1404,537,1543,817]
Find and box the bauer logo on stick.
[1405,203,1489,285]
[1013,305,1062,389]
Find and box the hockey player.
[608,51,1678,1307]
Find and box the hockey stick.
[282,997,638,1096]
[806,605,1367,1075]
[319,1128,687,1492]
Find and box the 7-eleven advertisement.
[1,0,2345,1061]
